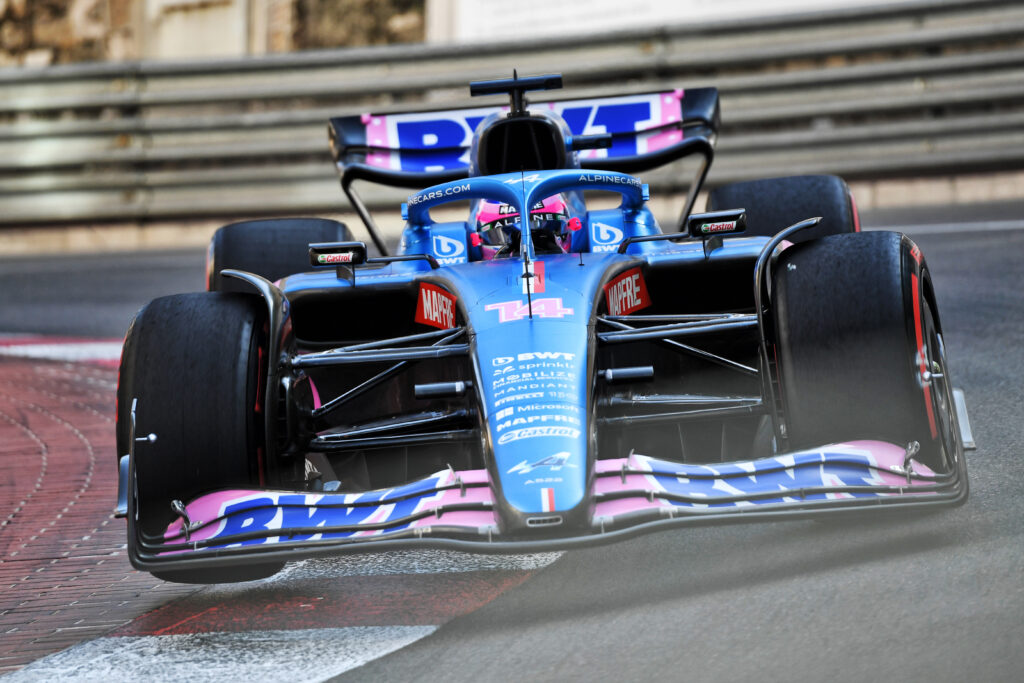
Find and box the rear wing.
[328,88,719,254]
[329,87,719,185]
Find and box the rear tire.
[772,231,958,471]
[117,292,284,582]
[707,174,859,243]
[207,217,352,292]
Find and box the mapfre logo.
[604,267,651,316]
[415,283,456,329]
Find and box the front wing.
[127,440,967,573]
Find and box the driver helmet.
[474,195,572,258]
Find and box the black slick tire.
[207,217,352,292]
[707,174,858,243]
[117,292,284,583]
[772,231,959,472]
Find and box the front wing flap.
[128,440,966,572]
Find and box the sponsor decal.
[591,221,624,251]
[493,383,575,398]
[603,267,652,316]
[699,220,737,234]
[497,426,581,444]
[210,475,451,544]
[507,452,576,475]
[495,407,513,420]
[492,370,576,385]
[494,351,575,366]
[516,362,572,371]
[316,252,355,264]
[364,92,682,173]
[522,260,546,295]
[408,183,471,206]
[494,392,545,406]
[516,403,580,413]
[432,234,466,266]
[647,450,900,505]
[578,173,641,188]
[485,297,574,323]
[496,414,580,432]
[415,283,456,329]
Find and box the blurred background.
[1,0,1023,253]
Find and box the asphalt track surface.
[0,203,1022,681]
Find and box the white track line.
[866,219,1024,235]
[2,627,437,683]
[7,551,563,681]
[265,550,565,580]
[0,340,122,363]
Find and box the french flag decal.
[522,261,545,294]
[541,487,556,512]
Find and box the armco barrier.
[1,0,1023,226]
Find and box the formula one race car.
[116,73,972,583]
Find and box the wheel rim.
[920,298,958,472]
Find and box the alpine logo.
[415,283,456,329]
[507,452,576,475]
[432,234,466,265]
[604,267,652,316]
[503,174,542,185]
[485,298,574,323]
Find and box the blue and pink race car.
[115,74,972,583]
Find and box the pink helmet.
[474,195,571,257]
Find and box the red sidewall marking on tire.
[911,274,938,439]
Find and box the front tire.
[772,231,959,472]
[117,292,284,582]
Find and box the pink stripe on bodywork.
[643,89,685,153]
[592,441,939,521]
[162,468,498,549]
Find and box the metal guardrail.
[1,0,1023,226]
